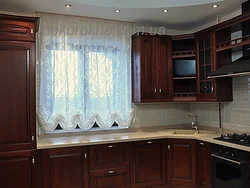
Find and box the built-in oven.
[211,144,249,188]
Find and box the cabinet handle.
[108,145,113,148]
[32,157,35,165]
[108,170,114,174]
[147,141,152,144]
[154,88,157,93]
[200,142,205,146]
[168,145,171,150]
[211,86,214,93]
[159,88,162,93]
[31,29,34,34]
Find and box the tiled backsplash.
[132,103,190,128]
[133,76,250,133]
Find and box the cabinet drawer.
[89,143,130,169]
[90,168,130,188]
[134,139,165,147]
[0,19,35,41]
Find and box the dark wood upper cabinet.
[0,41,36,151]
[42,147,88,188]
[195,32,233,102]
[0,14,38,152]
[132,139,167,188]
[167,139,196,187]
[132,34,172,103]
[0,14,39,42]
[197,141,211,188]
[0,150,37,188]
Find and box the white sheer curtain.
[37,12,134,132]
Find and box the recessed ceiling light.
[114,10,121,13]
[212,4,218,8]
[162,9,169,13]
[65,4,72,8]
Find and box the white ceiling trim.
[65,0,224,8]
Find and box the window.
[37,13,133,132]
[52,50,79,98]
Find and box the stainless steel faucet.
[185,114,198,131]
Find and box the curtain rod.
[36,11,135,24]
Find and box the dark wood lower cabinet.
[0,150,37,188]
[132,139,167,188]
[90,168,130,188]
[42,147,88,188]
[14,139,214,188]
[196,141,211,188]
[167,139,196,187]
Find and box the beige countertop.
[37,127,250,152]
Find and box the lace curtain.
[37,13,134,132]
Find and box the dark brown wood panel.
[167,139,196,187]
[0,41,36,151]
[157,38,173,101]
[90,168,130,188]
[0,14,39,41]
[197,141,211,188]
[132,139,166,188]
[0,150,36,188]
[89,143,130,170]
[140,36,157,101]
[42,147,88,188]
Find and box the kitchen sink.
[172,130,197,135]
[172,130,215,135]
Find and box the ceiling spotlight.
[65,4,72,8]
[162,9,169,13]
[212,4,218,8]
[114,10,121,13]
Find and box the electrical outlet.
[133,118,141,123]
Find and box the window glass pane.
[52,50,79,98]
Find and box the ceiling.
[1,0,247,31]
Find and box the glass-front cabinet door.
[196,32,215,100]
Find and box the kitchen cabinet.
[90,168,130,188]
[42,147,88,188]
[132,34,172,103]
[89,143,131,188]
[132,139,166,188]
[89,143,130,170]
[167,139,196,187]
[197,141,211,188]
[195,32,232,102]
[0,150,37,188]
[0,14,38,151]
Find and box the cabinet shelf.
[172,50,195,58]
[173,77,196,80]
[173,96,197,102]
[216,35,250,52]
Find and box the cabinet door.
[90,168,130,188]
[0,19,36,41]
[167,139,196,186]
[89,143,130,170]
[140,37,157,101]
[197,141,211,188]
[42,147,88,188]
[156,38,173,101]
[0,41,36,151]
[0,150,36,188]
[196,33,216,101]
[132,139,166,188]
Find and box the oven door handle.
[211,154,242,165]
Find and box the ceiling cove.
[65,0,224,8]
